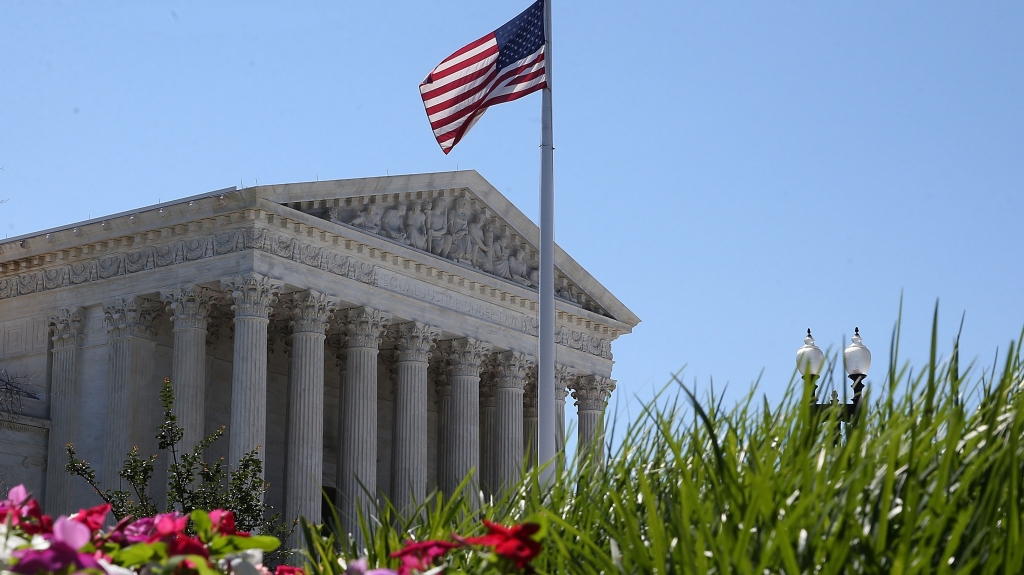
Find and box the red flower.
[209,509,243,536]
[463,520,542,570]
[72,503,112,532]
[15,499,54,536]
[275,566,306,575]
[166,534,209,558]
[390,540,459,575]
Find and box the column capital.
[49,308,83,351]
[571,375,616,412]
[161,285,222,331]
[344,306,392,349]
[554,364,576,402]
[394,322,442,364]
[493,351,535,389]
[221,274,283,319]
[103,297,160,339]
[447,338,493,377]
[287,289,337,335]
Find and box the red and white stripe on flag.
[420,17,547,154]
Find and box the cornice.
[0,207,618,360]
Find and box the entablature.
[0,201,623,362]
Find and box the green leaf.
[190,509,212,540]
[114,542,166,566]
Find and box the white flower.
[98,558,136,575]
[0,528,28,563]
[220,548,265,575]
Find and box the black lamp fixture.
[796,328,871,420]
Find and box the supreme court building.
[0,170,639,531]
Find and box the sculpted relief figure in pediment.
[328,194,540,289]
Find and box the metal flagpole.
[538,0,557,480]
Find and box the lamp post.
[796,328,871,422]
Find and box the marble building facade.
[0,170,639,534]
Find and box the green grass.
[304,313,1024,574]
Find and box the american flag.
[420,0,547,154]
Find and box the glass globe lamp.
[843,327,871,377]
[795,329,825,378]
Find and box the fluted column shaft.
[338,307,390,539]
[45,309,82,514]
[523,373,538,470]
[284,291,335,548]
[101,298,159,491]
[440,338,491,499]
[162,286,220,453]
[478,376,496,497]
[223,275,282,469]
[391,322,440,514]
[572,376,616,463]
[493,351,534,491]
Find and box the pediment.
[258,171,639,329]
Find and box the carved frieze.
[0,226,375,302]
[0,223,615,360]
[556,326,612,360]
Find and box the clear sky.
[2,2,1023,429]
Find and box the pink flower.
[153,512,188,538]
[0,485,30,524]
[11,516,100,574]
[0,488,53,536]
[2,484,30,508]
[275,566,305,575]
[123,516,156,543]
[390,540,459,575]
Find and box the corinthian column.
[222,274,282,469]
[102,297,160,491]
[161,285,220,453]
[492,351,534,490]
[478,368,496,497]
[554,365,577,454]
[338,307,390,538]
[440,338,491,499]
[45,308,82,514]
[522,370,538,470]
[284,290,336,547]
[390,322,441,514]
[571,376,616,462]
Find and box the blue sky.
[2,2,1023,425]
